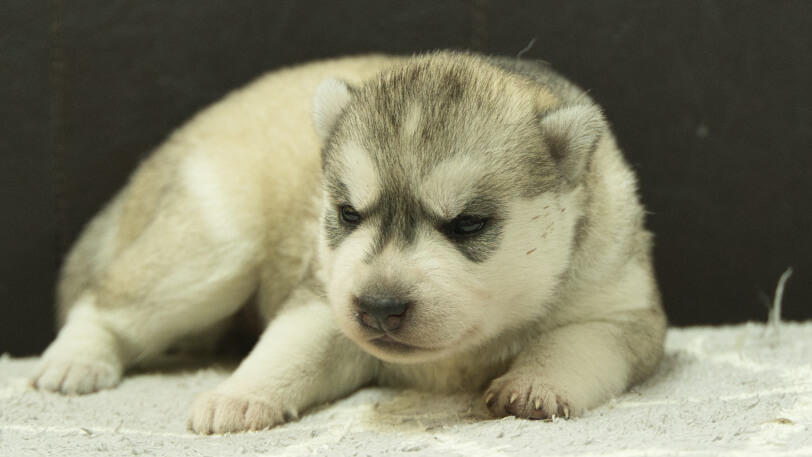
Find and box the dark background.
[2,1,809,356]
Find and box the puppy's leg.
[187,286,376,434]
[485,305,665,420]
[33,189,260,395]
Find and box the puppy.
[32,51,666,434]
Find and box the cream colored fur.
[32,52,666,434]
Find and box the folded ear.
[312,78,356,141]
[540,104,607,183]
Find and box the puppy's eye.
[339,205,362,225]
[448,215,486,236]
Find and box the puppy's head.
[312,53,606,363]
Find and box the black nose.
[357,296,410,331]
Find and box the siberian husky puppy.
[32,52,666,434]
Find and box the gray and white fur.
[32,51,666,434]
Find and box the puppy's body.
[33,52,666,433]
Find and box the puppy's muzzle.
[356,296,410,332]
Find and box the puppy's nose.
[357,296,410,331]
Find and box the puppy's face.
[312,55,605,363]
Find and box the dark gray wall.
[1,1,810,356]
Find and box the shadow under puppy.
[32,51,666,434]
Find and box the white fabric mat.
[1,323,810,456]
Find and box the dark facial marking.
[365,190,421,259]
[446,215,487,236]
[322,176,367,250]
[443,216,504,263]
[427,195,505,263]
[339,205,362,225]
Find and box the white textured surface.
[1,323,810,456]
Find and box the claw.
[509,393,517,404]
[534,398,541,410]
[485,393,494,405]
[563,405,570,419]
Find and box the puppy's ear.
[312,78,356,141]
[540,104,607,183]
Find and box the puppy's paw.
[187,390,296,434]
[484,372,575,420]
[31,350,122,395]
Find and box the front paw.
[187,390,296,434]
[484,372,574,420]
[31,340,123,395]
[32,356,122,395]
